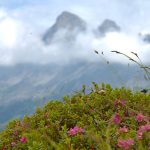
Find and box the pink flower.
[118,139,134,150]
[137,124,150,140]
[114,100,126,107]
[119,126,128,133]
[112,114,121,124]
[137,130,143,140]
[139,124,150,132]
[78,127,84,133]
[136,113,145,122]
[20,137,27,143]
[126,139,134,145]
[145,124,150,130]
[124,109,129,117]
[68,128,77,136]
[11,142,17,147]
[68,126,84,136]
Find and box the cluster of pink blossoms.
[117,123,134,149]
[112,100,126,124]
[136,113,150,140]
[68,126,84,136]
[117,139,134,150]
[136,113,148,123]
[137,124,150,140]
[113,100,150,149]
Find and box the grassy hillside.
[0,83,149,150]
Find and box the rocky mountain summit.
[43,11,121,44]
[43,11,86,44]
[97,19,121,36]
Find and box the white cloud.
[0,1,150,66]
[0,18,19,48]
[0,9,7,18]
[74,31,150,64]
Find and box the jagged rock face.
[43,11,86,44]
[97,19,121,36]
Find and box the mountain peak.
[55,11,86,30]
[43,11,86,44]
[97,19,121,36]
[57,11,75,19]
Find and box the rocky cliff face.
[43,11,86,44]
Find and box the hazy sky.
[0,0,150,65]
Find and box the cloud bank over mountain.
[0,0,150,65]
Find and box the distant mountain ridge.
[42,11,121,44]
[42,11,150,45]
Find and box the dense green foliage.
[0,83,149,150]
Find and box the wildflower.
[119,126,128,133]
[137,124,150,140]
[136,113,145,122]
[118,139,134,150]
[20,137,27,143]
[140,124,150,132]
[68,127,78,136]
[68,126,84,136]
[124,109,129,117]
[137,130,143,140]
[145,124,150,130]
[11,142,17,147]
[114,99,126,107]
[126,139,134,146]
[78,127,84,133]
[112,114,121,124]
